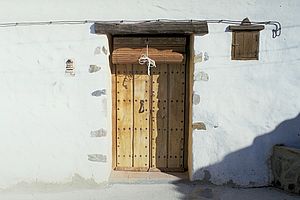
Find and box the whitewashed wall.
[0,0,299,188]
[0,24,111,188]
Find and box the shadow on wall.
[172,113,300,199]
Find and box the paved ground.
[0,182,298,200]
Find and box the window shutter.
[233,32,244,59]
[232,31,259,60]
[243,31,259,59]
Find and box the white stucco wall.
[192,23,300,186]
[0,24,112,188]
[0,0,299,188]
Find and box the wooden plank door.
[133,65,150,170]
[116,64,134,169]
[151,64,168,169]
[151,62,185,171]
[114,37,186,172]
[167,62,185,169]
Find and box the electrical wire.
[205,19,281,38]
[0,19,281,38]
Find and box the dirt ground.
[0,181,298,200]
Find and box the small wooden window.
[232,31,259,60]
[229,18,264,60]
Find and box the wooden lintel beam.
[94,21,208,35]
[112,48,184,64]
[228,25,265,31]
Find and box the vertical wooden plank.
[151,64,168,170]
[185,35,194,171]
[133,64,150,169]
[109,35,117,169]
[231,32,236,60]
[251,31,259,59]
[168,63,185,169]
[254,31,259,59]
[235,32,244,58]
[244,31,258,58]
[111,63,117,169]
[116,64,133,168]
[243,32,252,58]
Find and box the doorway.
[111,36,190,172]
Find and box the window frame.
[228,18,264,61]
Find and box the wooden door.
[113,37,186,172]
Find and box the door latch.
[139,100,145,113]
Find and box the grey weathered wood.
[229,18,265,31]
[94,21,208,35]
[113,37,186,53]
[229,25,265,31]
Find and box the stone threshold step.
[109,171,189,184]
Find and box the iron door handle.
[139,100,145,113]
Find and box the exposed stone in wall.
[192,93,200,105]
[90,128,107,137]
[88,154,107,162]
[89,65,101,73]
[194,71,209,81]
[204,52,209,61]
[94,46,101,55]
[94,46,108,55]
[102,46,108,55]
[271,145,300,194]
[91,89,106,96]
[192,122,206,130]
[194,52,209,63]
[194,52,203,63]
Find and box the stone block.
[194,71,209,81]
[91,89,106,96]
[192,122,206,130]
[194,52,203,63]
[271,145,300,194]
[90,128,107,137]
[88,154,107,162]
[89,65,101,73]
